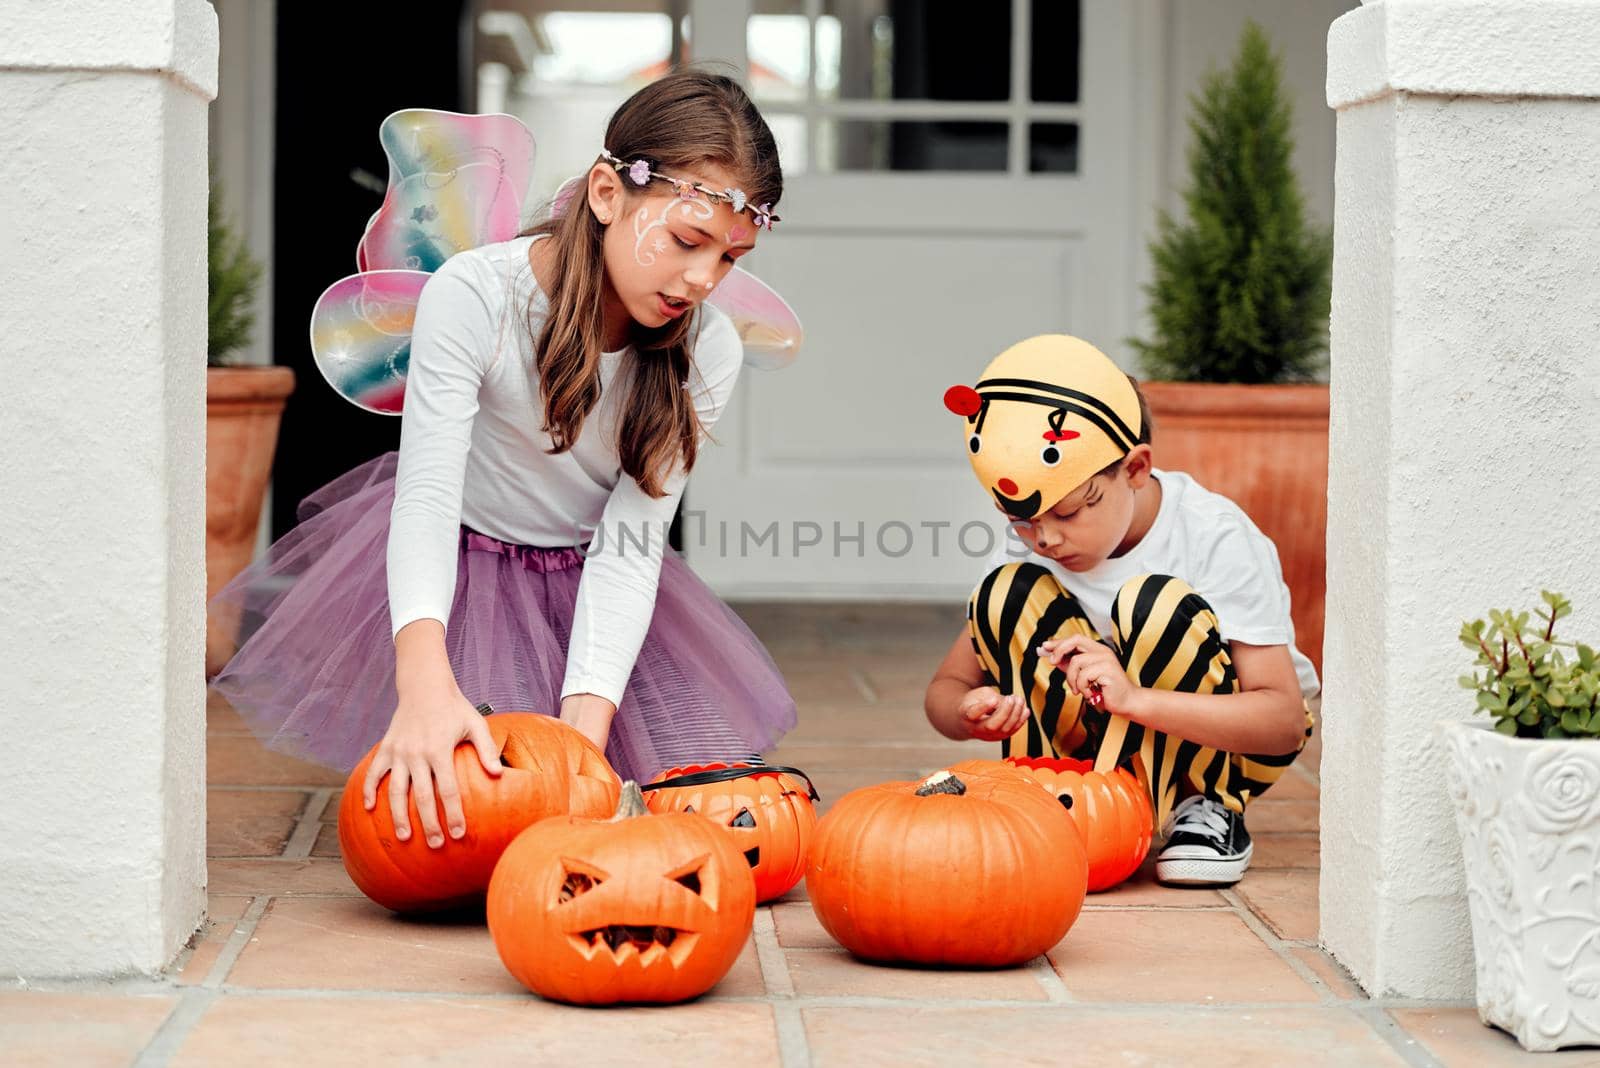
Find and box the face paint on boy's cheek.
[631,196,715,267]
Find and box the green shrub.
[1132,20,1332,384]
[1460,592,1600,739]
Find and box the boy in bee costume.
[925,335,1318,887]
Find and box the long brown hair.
[522,70,783,497]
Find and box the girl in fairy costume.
[211,72,795,852]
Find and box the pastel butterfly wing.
[308,269,430,415]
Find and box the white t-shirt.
[982,469,1320,699]
[386,235,743,708]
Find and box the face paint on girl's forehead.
[631,195,714,267]
[728,223,750,244]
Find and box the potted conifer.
[1132,20,1333,672]
[206,185,294,675]
[1440,592,1600,1051]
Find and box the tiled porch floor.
[3,604,1583,1066]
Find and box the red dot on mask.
[944,385,982,417]
[998,478,1018,496]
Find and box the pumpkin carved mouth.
[571,925,701,966]
[582,924,682,951]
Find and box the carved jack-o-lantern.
[338,712,621,913]
[642,762,819,902]
[1005,756,1153,892]
[487,783,757,1005]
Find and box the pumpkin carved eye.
[675,869,703,896]
[730,808,756,829]
[559,869,604,903]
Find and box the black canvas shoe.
[1155,795,1252,887]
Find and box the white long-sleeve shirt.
[386,235,743,707]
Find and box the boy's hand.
[956,686,1030,742]
[1039,635,1137,715]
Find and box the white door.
[683,0,1156,600]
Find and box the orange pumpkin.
[805,765,1087,966]
[642,762,818,902]
[487,782,757,1005]
[337,712,621,912]
[1006,756,1153,891]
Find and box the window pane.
[748,11,810,103]
[818,0,1011,101]
[1029,122,1079,174]
[1031,0,1081,103]
[816,119,1007,172]
[476,7,680,205]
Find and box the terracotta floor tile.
[1088,868,1228,907]
[206,789,307,857]
[766,742,973,773]
[803,1007,1407,1068]
[778,656,877,704]
[1292,947,1367,999]
[206,692,252,735]
[208,734,346,787]
[226,896,517,993]
[858,661,942,703]
[771,901,833,948]
[172,997,779,1067]
[1390,1008,1600,1066]
[1235,869,1320,942]
[784,947,1050,1001]
[1247,799,1320,833]
[1260,766,1320,800]
[786,701,933,745]
[207,858,360,897]
[1252,832,1321,870]
[310,823,340,858]
[177,894,255,984]
[0,991,177,1068]
[1047,909,1318,1003]
[707,936,764,998]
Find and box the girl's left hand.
[560,692,618,752]
[1038,635,1138,715]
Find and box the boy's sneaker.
[1155,795,1252,887]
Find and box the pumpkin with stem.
[1005,756,1154,891]
[806,765,1087,966]
[487,782,757,1004]
[338,712,621,912]
[642,762,818,902]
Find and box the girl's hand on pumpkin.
[364,683,503,848]
[957,686,1029,742]
[560,692,617,752]
[1039,635,1137,715]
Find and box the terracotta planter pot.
[1140,382,1328,674]
[206,365,295,676]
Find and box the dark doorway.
[270,1,471,535]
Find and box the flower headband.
[600,148,780,230]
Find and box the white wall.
[1322,0,1600,997]
[0,0,216,976]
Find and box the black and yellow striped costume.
[969,562,1311,830]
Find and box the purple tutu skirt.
[208,453,797,781]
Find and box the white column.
[1321,0,1600,997]
[0,0,217,976]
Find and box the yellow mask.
[944,335,1142,520]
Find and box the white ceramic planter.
[1439,719,1600,1051]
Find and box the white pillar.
[0,0,217,976]
[1321,0,1600,997]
